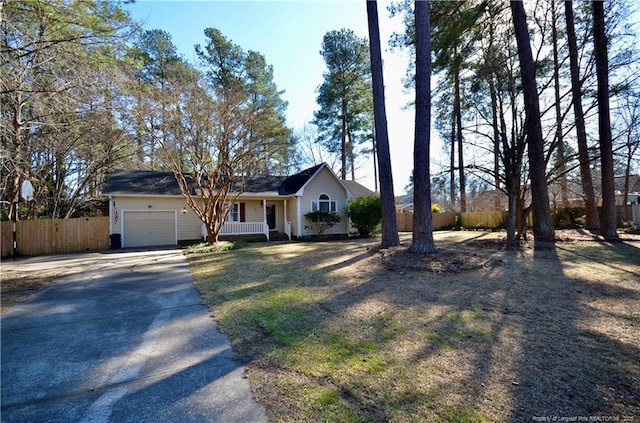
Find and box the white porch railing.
[220,221,267,236]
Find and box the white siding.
[299,167,349,236]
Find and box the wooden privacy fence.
[1,217,109,257]
[397,206,635,233]
[396,211,457,232]
[460,211,507,228]
[397,211,508,231]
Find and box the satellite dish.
[21,180,34,201]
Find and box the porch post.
[263,199,269,240]
[284,199,289,240]
[296,196,302,238]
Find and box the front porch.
[208,198,294,241]
[218,220,291,241]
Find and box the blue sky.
[126,1,417,193]
[125,1,640,194]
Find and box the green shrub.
[348,195,382,238]
[304,211,342,236]
[184,241,244,255]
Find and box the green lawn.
[187,231,640,422]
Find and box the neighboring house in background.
[614,174,640,205]
[467,190,508,212]
[102,163,355,248]
[342,180,374,199]
[549,174,640,208]
[395,194,414,213]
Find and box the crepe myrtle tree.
[161,28,291,244]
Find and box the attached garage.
[102,165,356,248]
[122,211,176,248]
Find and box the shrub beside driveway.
[187,231,640,422]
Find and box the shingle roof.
[278,163,324,195]
[242,175,288,193]
[102,169,183,196]
[341,180,374,198]
[102,164,330,197]
[614,174,640,193]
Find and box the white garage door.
[123,211,176,247]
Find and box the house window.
[226,203,245,222]
[312,194,336,213]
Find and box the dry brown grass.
[0,270,65,314]
[2,230,638,421]
[189,230,640,422]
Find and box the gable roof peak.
[278,163,326,195]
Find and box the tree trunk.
[551,0,569,209]
[506,176,518,247]
[592,0,618,239]
[371,133,378,191]
[340,98,348,180]
[622,125,638,220]
[136,87,145,164]
[454,64,466,212]
[490,81,501,211]
[511,1,555,246]
[517,198,529,241]
[410,0,437,254]
[366,0,399,248]
[565,0,600,231]
[486,24,501,211]
[347,129,355,180]
[450,109,456,210]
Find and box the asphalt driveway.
[1,249,267,422]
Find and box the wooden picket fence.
[1,217,109,257]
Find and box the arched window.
[312,193,336,212]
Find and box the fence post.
[12,200,17,259]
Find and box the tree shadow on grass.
[189,237,640,422]
[506,243,639,420]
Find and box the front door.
[266,204,276,230]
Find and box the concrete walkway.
[1,249,268,422]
